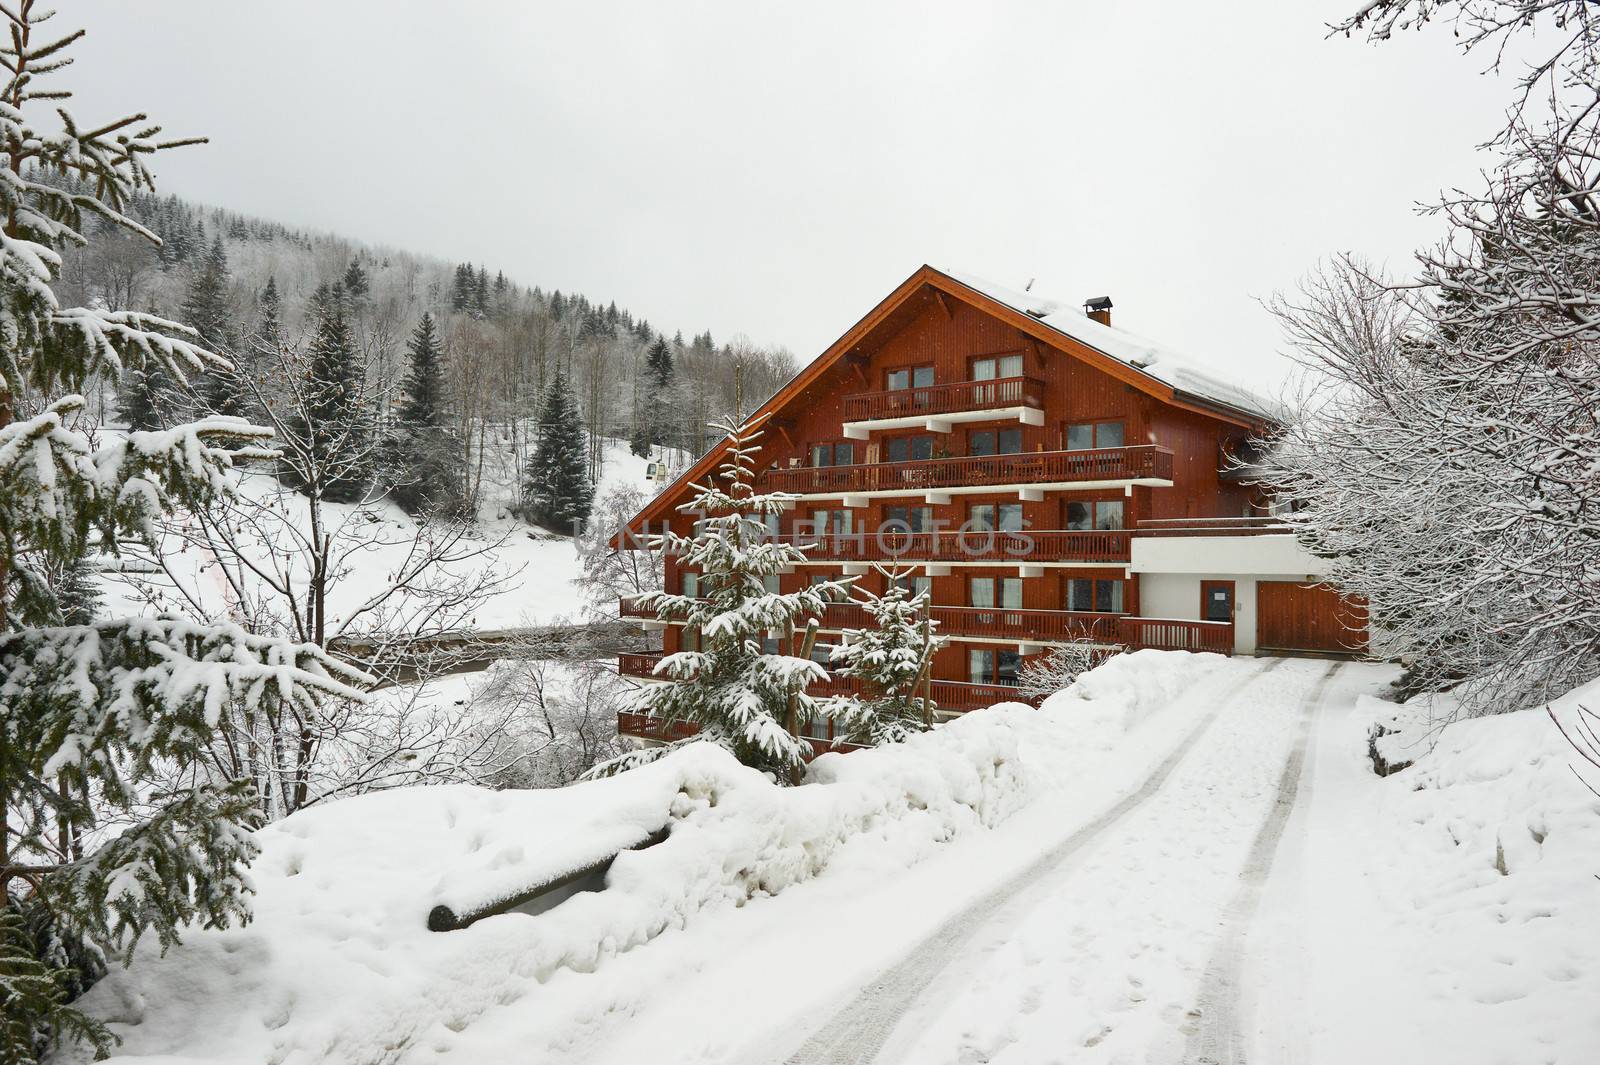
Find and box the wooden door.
[1256,582,1367,653]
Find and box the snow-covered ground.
[56,651,1600,1064]
[101,438,653,632]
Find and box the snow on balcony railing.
[761,446,1173,496]
[842,376,1046,422]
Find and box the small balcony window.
[886,435,935,462]
[811,442,856,467]
[884,504,933,533]
[1067,578,1125,613]
[972,354,1024,381]
[968,503,1024,532]
[970,576,1022,609]
[1066,500,1124,530]
[969,428,1023,456]
[1065,421,1125,451]
[886,365,934,390]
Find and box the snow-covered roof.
[944,270,1282,423]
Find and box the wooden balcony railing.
[617,651,663,678]
[780,529,1131,564]
[842,376,1046,422]
[1118,617,1234,654]
[762,446,1173,496]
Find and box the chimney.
[1084,296,1113,326]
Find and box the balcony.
[620,601,1232,654]
[761,445,1174,503]
[841,376,1046,439]
[778,529,1131,567]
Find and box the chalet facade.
[616,266,1365,742]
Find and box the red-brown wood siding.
[1256,582,1368,654]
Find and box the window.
[809,573,835,586]
[682,627,700,653]
[969,576,1022,609]
[810,642,836,666]
[971,354,1024,381]
[681,571,699,597]
[968,503,1023,532]
[886,365,934,390]
[761,573,781,595]
[1066,578,1125,613]
[798,710,829,740]
[969,648,995,685]
[762,511,782,537]
[997,651,1021,686]
[886,435,935,462]
[1065,500,1124,530]
[967,648,1020,685]
[1064,421,1125,451]
[811,442,856,467]
[884,505,933,533]
[810,509,852,534]
[968,428,1023,456]
[890,574,933,598]
[760,634,782,655]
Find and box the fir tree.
[114,365,168,431]
[473,265,490,315]
[586,420,854,781]
[451,263,473,311]
[281,283,373,504]
[387,313,468,517]
[519,369,593,532]
[0,9,366,1060]
[821,577,943,745]
[342,258,369,298]
[186,236,245,420]
[631,335,675,457]
[254,276,282,353]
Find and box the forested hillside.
[55,188,798,515]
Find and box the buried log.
[427,825,672,932]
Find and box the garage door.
[1256,582,1367,654]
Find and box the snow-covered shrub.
[1016,641,1111,702]
[822,578,944,746]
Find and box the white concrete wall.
[1138,572,1262,654]
[1132,535,1331,655]
[1130,533,1328,578]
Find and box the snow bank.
[63,699,1034,1064]
[1032,648,1229,767]
[1306,681,1600,1062]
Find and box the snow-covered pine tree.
[280,283,373,504]
[187,235,245,421]
[113,365,168,431]
[342,258,369,299]
[588,418,854,781]
[387,313,468,517]
[519,369,593,532]
[631,335,675,457]
[0,6,369,1059]
[820,572,943,745]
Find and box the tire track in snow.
[781,657,1290,1065]
[1182,660,1344,1065]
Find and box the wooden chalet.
[615,265,1366,746]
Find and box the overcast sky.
[72,1,1512,391]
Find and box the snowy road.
[781,659,1301,1065]
[555,655,1392,1065]
[770,657,1373,1065]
